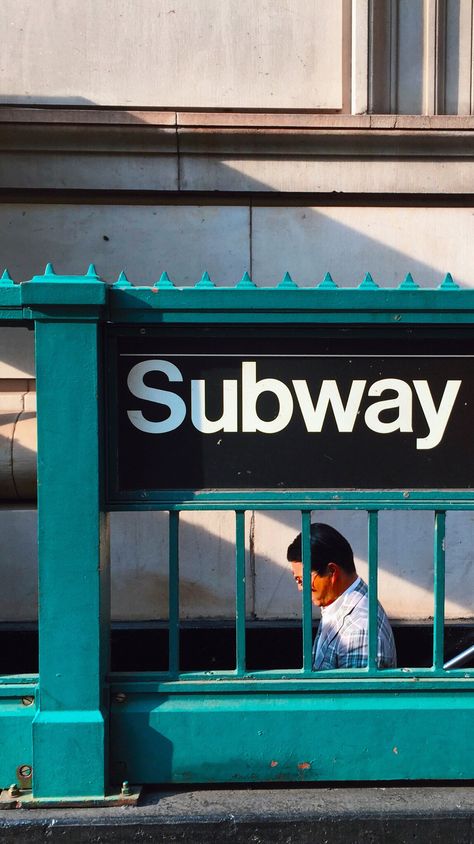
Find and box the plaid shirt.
[313,579,397,670]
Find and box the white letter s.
[127,360,186,433]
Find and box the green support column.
[24,270,109,801]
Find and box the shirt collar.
[320,576,361,621]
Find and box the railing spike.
[44,263,56,275]
[398,272,419,290]
[86,263,98,277]
[358,271,379,289]
[195,270,215,289]
[317,271,338,289]
[0,268,14,285]
[439,272,460,290]
[277,271,298,289]
[113,270,133,288]
[154,271,175,289]
[236,271,256,289]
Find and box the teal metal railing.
[367,510,379,672]
[2,266,474,796]
[433,510,447,671]
[147,504,469,682]
[235,510,247,676]
[168,510,180,675]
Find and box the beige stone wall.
[2,0,474,637]
[2,505,474,623]
[1,202,472,290]
[0,0,346,110]
[2,2,474,115]
[1,200,474,622]
[0,381,36,501]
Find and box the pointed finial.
[44,263,56,275]
[316,272,338,290]
[0,269,14,285]
[195,271,215,289]
[277,271,298,289]
[439,272,460,290]
[153,271,175,289]
[236,271,257,289]
[113,270,133,288]
[86,263,98,278]
[398,272,419,290]
[358,272,379,289]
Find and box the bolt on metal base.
[0,784,141,810]
[0,785,21,809]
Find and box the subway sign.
[113,333,474,491]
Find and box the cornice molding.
[2,108,474,131]
[1,108,474,157]
[1,108,473,194]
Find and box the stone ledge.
[178,113,474,131]
[1,108,474,194]
[0,124,176,154]
[4,126,474,156]
[1,108,473,159]
[2,108,474,132]
[177,128,474,156]
[0,785,473,843]
[0,108,176,127]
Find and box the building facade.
[1,0,474,644]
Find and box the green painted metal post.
[235,510,246,675]
[367,511,379,672]
[25,272,109,800]
[168,510,180,675]
[433,510,446,670]
[301,511,313,672]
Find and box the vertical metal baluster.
[235,510,246,675]
[302,511,313,672]
[433,510,446,670]
[367,510,379,672]
[168,510,180,675]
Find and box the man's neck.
[332,572,358,602]
[322,573,359,613]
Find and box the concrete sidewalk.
[1,784,474,842]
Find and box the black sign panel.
[113,333,474,491]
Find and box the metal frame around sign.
[1,266,474,800]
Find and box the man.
[287,522,396,670]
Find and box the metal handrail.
[444,644,474,670]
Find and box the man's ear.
[327,562,338,577]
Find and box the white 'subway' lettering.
[126,360,461,451]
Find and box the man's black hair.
[286,522,356,576]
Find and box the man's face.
[291,560,338,607]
